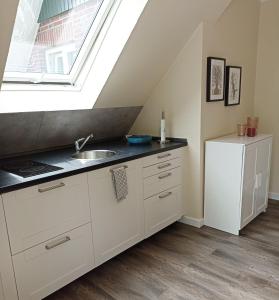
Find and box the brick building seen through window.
[29,0,101,74]
[6,0,103,76]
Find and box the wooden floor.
[46,200,279,300]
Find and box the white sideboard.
[204,134,272,235]
[0,147,184,300]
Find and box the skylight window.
[4,0,115,84]
[0,0,148,113]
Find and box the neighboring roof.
[38,0,91,23]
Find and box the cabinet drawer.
[143,157,181,178]
[13,223,94,300]
[142,148,182,167]
[143,167,181,199]
[3,173,91,254]
[144,186,182,237]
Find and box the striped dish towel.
[111,166,128,201]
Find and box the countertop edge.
[0,142,187,194]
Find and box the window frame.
[0,0,149,113]
[45,43,77,75]
[3,0,116,85]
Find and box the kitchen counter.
[0,138,187,193]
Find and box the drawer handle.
[159,191,172,199]
[45,236,71,250]
[158,172,172,179]
[157,153,171,159]
[158,163,171,170]
[38,182,65,193]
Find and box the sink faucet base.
[75,134,94,152]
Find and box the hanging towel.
[111,166,128,201]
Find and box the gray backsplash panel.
[0,107,142,158]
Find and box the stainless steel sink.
[72,150,116,160]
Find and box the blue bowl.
[127,135,152,145]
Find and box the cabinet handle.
[158,172,172,179]
[159,191,172,199]
[38,182,65,193]
[158,163,171,170]
[109,165,128,173]
[45,236,71,250]
[157,153,171,159]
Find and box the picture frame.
[225,66,242,106]
[206,57,226,102]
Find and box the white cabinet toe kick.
[0,148,184,300]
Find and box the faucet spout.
[75,133,94,152]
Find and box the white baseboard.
[179,216,204,228]
[269,192,279,201]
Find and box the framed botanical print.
[206,57,226,102]
[225,66,242,106]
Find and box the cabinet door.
[0,276,3,300]
[144,186,182,238]
[0,198,18,300]
[241,145,257,228]
[254,138,272,214]
[88,160,144,266]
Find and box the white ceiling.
[94,0,232,108]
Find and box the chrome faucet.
[75,134,94,152]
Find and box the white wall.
[132,0,261,220]
[199,0,260,216]
[254,0,279,196]
[201,0,260,141]
[131,25,204,218]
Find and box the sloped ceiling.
[0,0,232,110]
[94,0,232,108]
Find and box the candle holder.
[237,124,247,136]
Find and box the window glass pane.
[5,0,104,76]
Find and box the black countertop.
[0,138,187,193]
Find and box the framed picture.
[206,57,226,102]
[225,66,242,106]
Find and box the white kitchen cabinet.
[88,159,144,266]
[142,149,183,237]
[13,223,94,300]
[143,157,181,178]
[204,134,272,235]
[0,147,186,299]
[141,148,182,167]
[3,173,91,254]
[144,186,182,237]
[0,197,18,300]
[143,166,182,199]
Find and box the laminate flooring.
[45,200,279,300]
